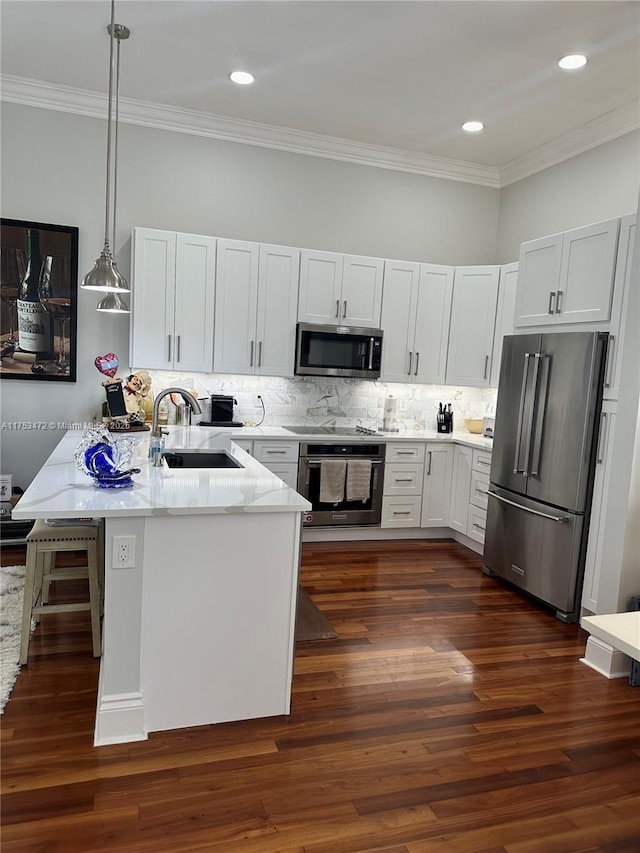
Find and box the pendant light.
[83,0,130,312]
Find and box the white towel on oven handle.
[319,459,347,503]
[346,459,372,502]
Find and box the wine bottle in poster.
[16,229,52,356]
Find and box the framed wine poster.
[1,218,79,382]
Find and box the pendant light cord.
[103,0,116,256]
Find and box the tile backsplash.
[143,370,497,431]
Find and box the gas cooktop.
[283,425,381,436]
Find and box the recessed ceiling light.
[558,54,587,70]
[229,70,255,85]
[462,121,484,133]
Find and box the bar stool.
[20,519,103,665]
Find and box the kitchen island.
[13,428,311,746]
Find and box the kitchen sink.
[162,451,243,469]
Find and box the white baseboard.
[302,527,451,543]
[452,531,485,555]
[580,635,631,679]
[94,673,147,746]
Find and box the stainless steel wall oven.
[297,442,386,527]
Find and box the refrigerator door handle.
[513,353,531,474]
[487,490,567,524]
[528,354,549,476]
[522,353,542,475]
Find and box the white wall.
[1,102,500,486]
[496,131,640,262]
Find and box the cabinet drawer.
[381,496,422,528]
[468,506,487,544]
[252,440,299,463]
[470,471,490,510]
[385,443,425,463]
[472,448,492,474]
[383,463,424,496]
[262,462,299,490]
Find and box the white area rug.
[0,565,30,713]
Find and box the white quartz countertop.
[198,424,495,450]
[13,428,312,520]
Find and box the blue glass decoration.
[75,429,140,489]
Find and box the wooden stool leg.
[33,551,46,625]
[86,540,102,657]
[40,551,55,605]
[20,544,38,666]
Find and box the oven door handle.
[304,458,383,465]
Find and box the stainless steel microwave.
[295,323,383,379]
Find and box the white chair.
[20,519,103,665]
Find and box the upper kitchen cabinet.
[380,261,454,384]
[445,266,500,387]
[298,249,384,328]
[130,228,216,372]
[214,240,299,376]
[490,262,518,388]
[514,218,620,328]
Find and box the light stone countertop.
[12,425,492,521]
[12,428,312,521]
[195,423,495,451]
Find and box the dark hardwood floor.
[2,539,639,852]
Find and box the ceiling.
[1,1,639,186]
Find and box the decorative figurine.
[94,353,149,431]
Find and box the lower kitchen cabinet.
[252,440,299,489]
[383,462,424,497]
[421,443,453,527]
[466,449,491,545]
[449,445,473,534]
[382,496,422,528]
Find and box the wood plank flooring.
[2,539,639,852]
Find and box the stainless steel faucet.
[150,387,202,465]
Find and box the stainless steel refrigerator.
[483,331,608,621]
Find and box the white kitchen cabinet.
[582,400,617,613]
[252,440,299,490]
[449,445,473,535]
[604,214,636,401]
[385,443,426,463]
[382,496,422,528]
[298,250,383,328]
[490,263,518,388]
[514,218,620,328]
[380,261,454,384]
[214,241,299,376]
[421,443,453,527]
[131,228,216,372]
[445,266,500,387]
[383,463,424,497]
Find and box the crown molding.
[498,101,640,187]
[2,75,638,189]
[0,75,500,186]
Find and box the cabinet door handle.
[414,352,420,375]
[176,335,181,363]
[596,411,608,464]
[604,335,615,387]
[477,459,491,467]
[548,291,556,315]
[427,451,432,475]
[266,449,287,454]
[258,341,263,367]
[167,334,172,362]
[472,522,486,532]
[335,299,340,319]
[408,351,413,376]
[392,510,412,516]
[556,290,563,313]
[396,450,415,456]
[343,300,347,319]
[249,340,254,367]
[394,477,414,483]
[484,355,489,379]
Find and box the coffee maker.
[201,394,243,427]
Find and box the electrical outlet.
[113,535,135,569]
